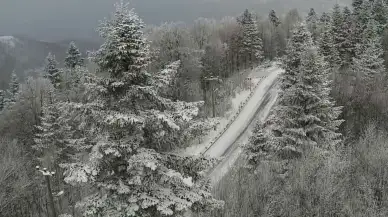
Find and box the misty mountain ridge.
[0,35,100,89]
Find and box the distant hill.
[0,35,100,89]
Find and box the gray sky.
[0,0,349,42]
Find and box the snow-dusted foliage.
[280,22,313,92]
[5,72,20,105]
[65,41,84,69]
[44,52,61,88]
[306,8,319,42]
[92,0,150,80]
[237,9,263,67]
[267,28,343,159]
[352,19,386,90]
[243,124,271,169]
[0,90,5,112]
[35,2,222,216]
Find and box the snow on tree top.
[0,36,19,48]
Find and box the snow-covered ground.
[209,85,280,184]
[204,67,281,157]
[180,64,279,156]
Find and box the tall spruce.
[0,90,5,112]
[352,19,386,90]
[329,4,346,67]
[371,0,388,34]
[44,53,61,88]
[237,9,263,67]
[306,8,319,42]
[93,1,150,80]
[244,124,271,169]
[6,72,19,104]
[270,24,342,159]
[269,9,282,58]
[280,22,313,92]
[64,41,84,69]
[44,2,224,216]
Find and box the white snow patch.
[180,64,280,156]
[0,36,19,48]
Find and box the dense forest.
[1,0,388,216]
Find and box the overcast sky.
[0,0,349,42]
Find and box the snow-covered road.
[204,68,281,158]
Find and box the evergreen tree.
[306,8,319,42]
[244,124,271,169]
[319,12,331,24]
[352,19,386,90]
[269,9,282,58]
[318,24,338,66]
[271,49,343,159]
[371,0,388,34]
[280,22,313,92]
[92,1,150,80]
[237,9,263,67]
[6,72,19,104]
[0,90,5,112]
[44,53,61,88]
[329,4,346,67]
[269,9,281,27]
[352,0,365,13]
[64,41,84,69]
[340,7,354,68]
[41,2,223,216]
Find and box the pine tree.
[269,9,282,58]
[319,12,331,24]
[244,124,271,169]
[371,0,388,34]
[64,41,84,69]
[44,53,61,88]
[43,2,223,216]
[271,49,343,159]
[269,9,281,27]
[306,8,319,42]
[6,72,19,104]
[329,4,346,67]
[92,1,150,80]
[237,9,263,68]
[0,90,5,112]
[340,6,354,68]
[352,19,386,90]
[318,24,337,65]
[280,22,313,92]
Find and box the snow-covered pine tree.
[6,72,20,104]
[0,90,5,112]
[243,123,271,169]
[270,48,343,159]
[351,0,372,47]
[269,9,281,27]
[269,9,282,58]
[306,8,319,42]
[371,0,388,35]
[64,41,84,69]
[319,12,331,25]
[44,53,61,88]
[92,1,150,80]
[280,22,313,92]
[329,4,346,67]
[48,2,223,216]
[318,24,336,65]
[237,9,263,68]
[352,19,386,91]
[340,6,354,68]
